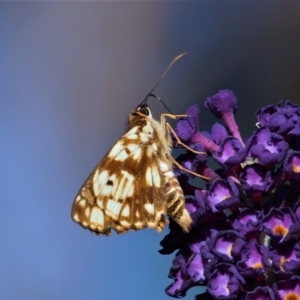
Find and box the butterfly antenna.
[148,93,173,114]
[140,52,188,107]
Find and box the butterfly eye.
[138,106,150,116]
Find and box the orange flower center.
[252,262,263,269]
[292,164,300,173]
[274,224,288,237]
[285,292,300,300]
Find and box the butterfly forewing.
[72,108,192,235]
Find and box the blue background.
[2,2,300,300]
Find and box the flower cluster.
[160,90,300,299]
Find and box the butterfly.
[72,98,196,235]
[71,53,204,236]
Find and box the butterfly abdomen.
[162,172,192,233]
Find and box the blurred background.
[1,2,300,299]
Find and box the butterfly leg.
[161,113,207,155]
[165,122,207,155]
[169,156,210,181]
[161,114,210,181]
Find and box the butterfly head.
[136,99,153,117]
[131,94,155,118]
[127,97,153,130]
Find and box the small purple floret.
[176,104,200,142]
[256,100,300,136]
[246,128,288,165]
[206,178,239,213]
[205,90,244,145]
[270,240,300,273]
[232,209,262,235]
[239,163,274,194]
[237,239,270,277]
[274,276,300,300]
[245,287,275,300]
[261,207,300,243]
[205,90,237,117]
[213,137,246,167]
[284,149,300,181]
[207,263,245,298]
[210,230,245,262]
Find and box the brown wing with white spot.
[72,124,168,235]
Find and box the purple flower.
[274,276,300,299]
[205,90,237,118]
[245,287,275,300]
[256,101,300,136]
[246,127,288,165]
[261,207,300,243]
[209,230,245,262]
[256,104,278,127]
[232,209,262,235]
[277,100,299,116]
[284,150,300,181]
[176,104,200,142]
[211,122,228,144]
[185,192,205,215]
[160,92,300,299]
[165,268,195,298]
[207,263,245,298]
[206,178,239,213]
[165,253,198,298]
[186,253,206,283]
[176,143,208,173]
[270,240,300,273]
[239,163,274,194]
[205,90,243,145]
[212,137,246,168]
[236,239,270,277]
